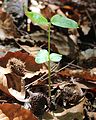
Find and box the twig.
[25,60,74,89]
[50,62,59,72]
[70,63,83,69]
[43,60,75,81]
[25,63,59,89]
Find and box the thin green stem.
[48,23,51,99]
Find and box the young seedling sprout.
[25,11,78,100]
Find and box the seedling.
[25,11,78,99]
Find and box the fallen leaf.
[0,110,9,120]
[19,45,41,57]
[4,0,27,18]
[29,31,78,57]
[41,4,57,19]
[0,103,38,120]
[79,48,96,60]
[0,72,21,97]
[43,97,85,120]
[0,51,43,71]
[87,112,96,119]
[24,90,48,118]
[8,88,29,102]
[0,10,21,40]
[0,51,48,100]
[0,69,8,87]
[58,68,96,81]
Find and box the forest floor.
[0,0,96,120]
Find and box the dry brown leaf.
[29,31,78,57]
[19,45,41,57]
[41,4,58,19]
[0,66,12,96]
[58,68,96,81]
[0,110,9,120]
[0,103,38,120]
[0,9,20,40]
[0,51,47,99]
[43,97,85,120]
[0,51,44,71]
[0,70,8,87]
[79,49,96,60]
[4,0,27,18]
[87,112,96,119]
[55,98,85,116]
[0,72,21,97]
[8,88,29,102]
[75,81,96,90]
[90,68,96,75]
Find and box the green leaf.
[51,14,78,28]
[50,53,62,62]
[25,11,49,25]
[35,49,49,64]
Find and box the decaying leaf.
[8,88,29,102]
[43,97,85,120]
[79,48,96,60]
[0,51,44,71]
[58,68,96,81]
[4,0,27,18]
[0,109,9,120]
[0,68,22,97]
[0,103,38,120]
[0,1,95,120]
[0,10,21,40]
[24,90,48,119]
[28,31,78,57]
[55,83,84,107]
[19,45,41,57]
[87,112,96,119]
[0,51,47,101]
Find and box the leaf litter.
[0,0,95,120]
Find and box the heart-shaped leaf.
[51,14,78,28]
[25,11,49,25]
[35,49,49,64]
[50,53,62,62]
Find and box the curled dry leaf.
[0,68,8,87]
[0,103,38,120]
[0,70,22,97]
[24,90,48,118]
[0,9,21,40]
[0,51,44,71]
[58,68,96,81]
[0,66,12,96]
[24,69,48,80]
[55,83,84,107]
[0,110,9,120]
[19,45,41,57]
[0,51,47,99]
[4,0,27,18]
[8,88,29,102]
[87,112,96,119]
[29,31,78,57]
[0,70,22,96]
[43,97,85,120]
[79,48,96,60]
[41,4,57,19]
